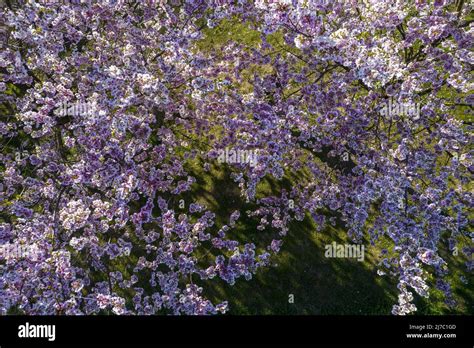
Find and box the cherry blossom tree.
[0,0,472,315]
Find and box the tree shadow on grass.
[185,160,399,315]
[200,215,399,315]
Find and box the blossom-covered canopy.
[0,0,472,315]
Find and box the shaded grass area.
[203,219,398,315]
[183,159,473,315]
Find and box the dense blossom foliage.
[0,0,472,315]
